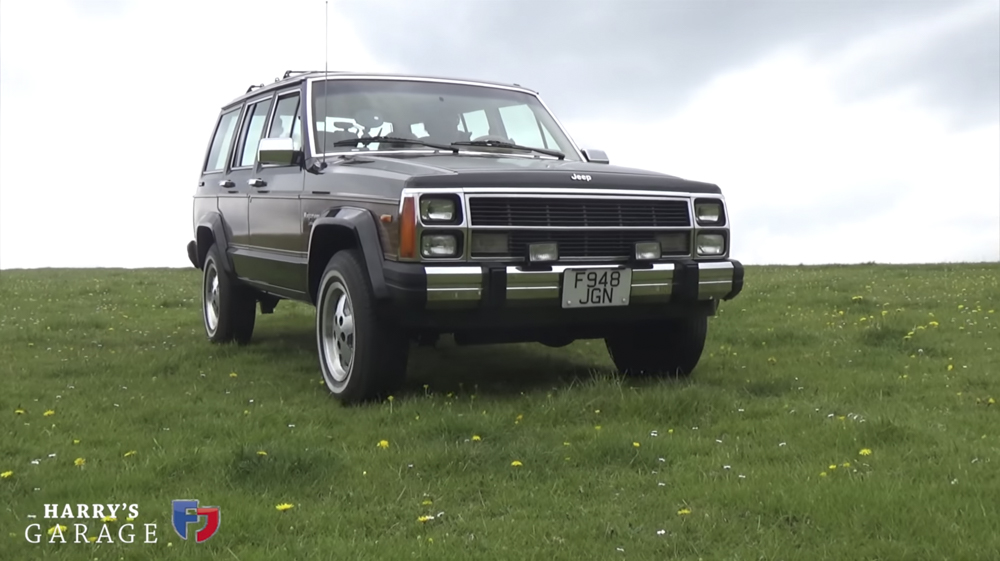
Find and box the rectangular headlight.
[696,233,726,256]
[471,232,508,255]
[421,233,459,257]
[420,196,457,223]
[695,200,724,225]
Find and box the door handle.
[248,178,267,188]
[218,179,234,188]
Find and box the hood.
[331,152,721,194]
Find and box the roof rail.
[282,70,315,79]
[245,83,265,94]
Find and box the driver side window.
[498,104,555,148]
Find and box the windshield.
[310,79,581,160]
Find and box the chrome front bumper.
[422,260,744,308]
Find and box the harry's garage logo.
[25,503,157,544]
[171,499,220,543]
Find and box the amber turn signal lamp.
[399,196,416,258]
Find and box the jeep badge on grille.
[571,174,592,181]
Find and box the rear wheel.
[201,243,256,344]
[316,249,409,404]
[605,316,709,377]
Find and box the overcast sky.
[1,0,997,269]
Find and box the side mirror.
[581,148,609,164]
[258,137,302,166]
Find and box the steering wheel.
[471,134,511,143]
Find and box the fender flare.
[307,207,389,301]
[193,212,235,273]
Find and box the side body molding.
[307,207,389,301]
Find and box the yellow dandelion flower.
[677,508,691,515]
[123,450,136,458]
[859,448,872,456]
[275,503,294,512]
[421,499,433,506]
[72,439,80,445]
[14,407,25,415]
[929,321,939,327]
[417,515,434,523]
[633,442,641,448]
[828,464,836,470]
[88,536,97,542]
[74,458,85,467]
[1,470,12,479]
[377,439,389,449]
[43,410,55,417]
[958,304,964,310]
[594,425,602,430]
[841,462,851,468]
[881,310,888,317]
[471,435,481,442]
[256,450,267,456]
[387,395,394,402]
[47,525,67,535]
[988,398,996,405]
[229,372,238,378]
[820,472,827,477]
[101,516,116,522]
[510,460,523,467]
[947,364,954,371]
[515,414,523,423]
[668,429,674,434]
[563,441,571,446]
[126,517,135,522]
[594,409,601,414]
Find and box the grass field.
[1,263,998,560]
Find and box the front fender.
[308,207,389,300]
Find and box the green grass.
[1,263,998,560]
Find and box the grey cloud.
[335,0,994,127]
[833,10,1000,129]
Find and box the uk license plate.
[561,267,632,309]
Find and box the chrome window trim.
[230,93,277,171]
[304,75,584,162]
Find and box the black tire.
[604,316,709,377]
[315,249,409,404]
[201,242,256,345]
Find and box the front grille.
[468,197,691,228]
[473,230,690,259]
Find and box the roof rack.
[245,83,265,93]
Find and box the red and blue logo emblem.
[171,500,220,543]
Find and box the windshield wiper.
[331,135,458,153]
[451,140,565,160]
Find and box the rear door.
[200,105,245,271]
[225,93,274,278]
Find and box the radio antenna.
[321,0,329,165]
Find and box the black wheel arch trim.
[308,207,389,302]
[193,212,235,273]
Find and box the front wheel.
[605,316,709,377]
[316,249,409,404]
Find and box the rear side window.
[204,109,241,172]
[235,98,274,168]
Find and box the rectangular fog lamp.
[528,242,558,263]
[634,241,661,260]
